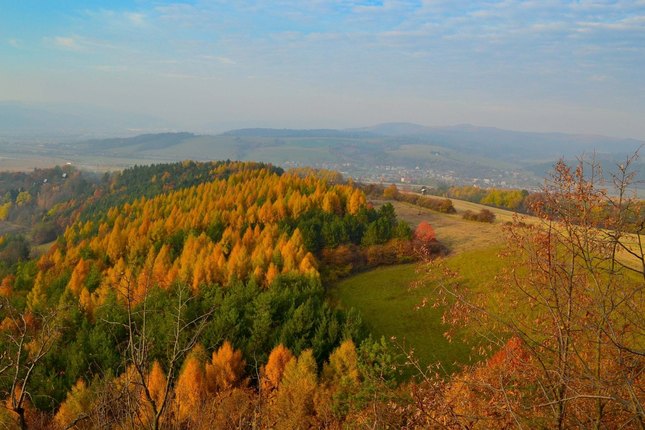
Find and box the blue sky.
[1,0,645,138]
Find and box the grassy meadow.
[329,263,473,377]
[331,197,515,375]
[335,194,643,378]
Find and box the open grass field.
[334,196,513,373]
[373,197,526,254]
[329,245,506,377]
[329,198,513,375]
[329,263,473,377]
[337,195,643,379]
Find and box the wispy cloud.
[201,55,237,65]
[4,0,645,138]
[125,12,146,27]
[50,36,83,51]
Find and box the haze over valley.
[1,103,643,191]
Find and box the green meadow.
[330,197,516,376]
[330,245,507,377]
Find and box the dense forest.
[0,161,430,429]
[0,159,643,429]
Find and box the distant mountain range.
[354,122,644,161]
[0,102,642,188]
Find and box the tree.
[53,379,93,430]
[261,344,295,393]
[173,346,206,424]
[430,154,645,428]
[382,184,398,200]
[270,349,318,429]
[105,276,212,430]
[413,221,435,243]
[0,297,61,429]
[205,340,246,394]
[316,339,361,423]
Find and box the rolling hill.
[1,122,643,189]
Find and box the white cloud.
[577,15,645,31]
[199,55,237,65]
[8,38,21,48]
[216,56,236,65]
[126,12,146,26]
[51,36,83,51]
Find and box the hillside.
[0,161,425,428]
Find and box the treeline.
[439,185,529,211]
[362,183,456,213]
[79,160,284,222]
[426,184,644,233]
[0,161,281,251]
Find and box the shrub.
[462,209,496,223]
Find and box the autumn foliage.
[30,163,374,315]
[414,221,436,242]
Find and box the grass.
[374,198,517,254]
[329,245,508,376]
[330,263,473,377]
[30,241,55,258]
[329,198,523,377]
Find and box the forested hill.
[0,160,423,427]
[0,159,642,428]
[0,161,282,258]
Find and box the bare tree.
[0,297,60,430]
[101,272,213,430]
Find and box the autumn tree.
[173,346,207,424]
[106,278,212,430]
[261,344,294,393]
[0,297,61,429]
[430,154,645,428]
[414,221,435,243]
[205,340,246,394]
[382,184,399,200]
[53,379,93,430]
[269,349,319,429]
[316,339,361,424]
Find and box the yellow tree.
[261,344,295,393]
[67,259,90,296]
[270,349,319,429]
[347,189,366,215]
[174,346,207,424]
[53,379,93,430]
[316,339,360,424]
[205,340,246,394]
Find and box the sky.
[1,0,645,138]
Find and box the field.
[373,196,526,253]
[336,194,644,377]
[331,197,515,375]
[329,264,473,377]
